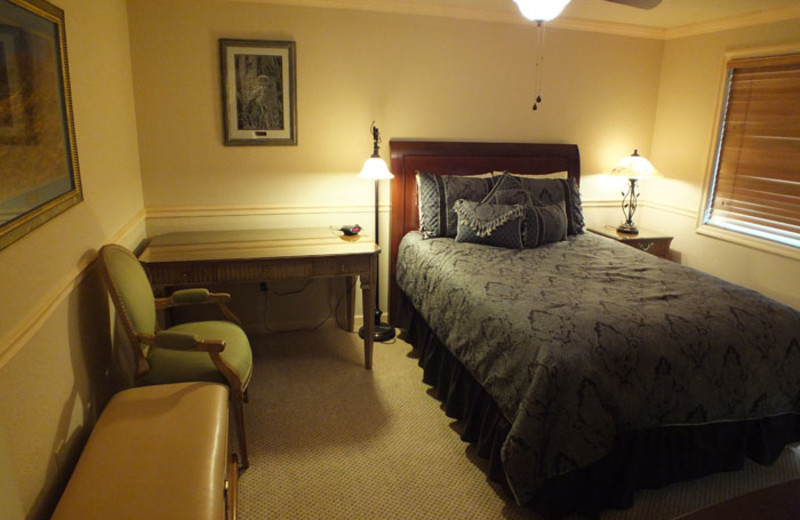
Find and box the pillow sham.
[493,170,569,180]
[528,202,569,247]
[487,172,584,235]
[416,171,494,238]
[488,186,568,248]
[453,199,524,249]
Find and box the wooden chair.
[99,243,252,468]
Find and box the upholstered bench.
[674,478,800,520]
[51,382,237,520]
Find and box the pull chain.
[532,21,546,111]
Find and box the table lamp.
[609,149,662,234]
[357,122,395,342]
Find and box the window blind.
[705,54,800,248]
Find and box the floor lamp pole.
[373,178,381,319]
[359,178,395,342]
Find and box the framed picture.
[220,39,297,146]
[0,0,82,250]
[0,25,33,144]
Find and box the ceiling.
[558,0,800,29]
[251,0,800,38]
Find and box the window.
[702,53,800,250]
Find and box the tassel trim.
[454,200,525,238]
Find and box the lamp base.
[358,323,396,343]
[617,223,639,235]
[359,308,396,342]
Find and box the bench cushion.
[674,478,800,520]
[52,382,229,520]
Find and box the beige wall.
[128,0,663,207]
[127,0,664,324]
[646,19,800,309]
[3,0,800,517]
[0,0,145,517]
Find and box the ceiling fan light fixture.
[513,0,572,22]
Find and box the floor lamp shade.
[359,157,393,180]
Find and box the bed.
[388,140,800,518]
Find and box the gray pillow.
[417,171,494,238]
[488,188,567,248]
[453,199,525,249]
[527,202,569,247]
[488,172,584,235]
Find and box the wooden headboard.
[387,140,580,322]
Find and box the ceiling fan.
[516,0,662,110]
[606,0,661,9]
[513,0,661,22]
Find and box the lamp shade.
[358,157,393,180]
[609,149,662,179]
[513,0,571,22]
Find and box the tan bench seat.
[674,478,800,520]
[52,382,235,520]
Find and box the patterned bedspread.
[396,230,800,504]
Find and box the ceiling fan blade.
[605,0,662,9]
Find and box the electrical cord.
[260,277,360,334]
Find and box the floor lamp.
[357,122,396,342]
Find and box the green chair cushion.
[139,320,253,390]
[103,245,157,336]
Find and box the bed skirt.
[395,291,800,519]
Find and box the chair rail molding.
[0,209,146,369]
[145,202,378,219]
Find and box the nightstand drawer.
[625,237,672,258]
[588,225,673,259]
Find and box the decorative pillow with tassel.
[453,199,525,249]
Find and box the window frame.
[697,43,800,260]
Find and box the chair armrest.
[155,289,232,309]
[142,332,243,405]
[139,331,225,353]
[173,288,212,304]
[154,290,242,326]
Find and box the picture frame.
[0,0,82,250]
[219,39,297,146]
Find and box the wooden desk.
[138,228,379,369]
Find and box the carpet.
[238,322,800,519]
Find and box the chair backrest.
[99,244,157,379]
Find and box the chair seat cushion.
[139,321,252,389]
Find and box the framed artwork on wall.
[219,39,297,146]
[0,0,82,251]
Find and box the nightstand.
[588,225,673,259]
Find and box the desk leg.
[336,276,356,332]
[360,257,376,370]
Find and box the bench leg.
[231,388,249,469]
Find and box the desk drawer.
[218,260,314,282]
[144,254,375,286]
[146,264,217,285]
[312,255,372,276]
